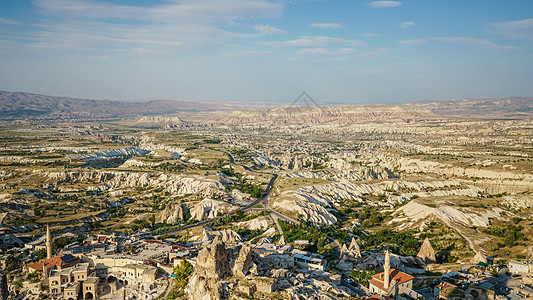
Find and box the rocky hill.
[222,104,436,125]
[407,97,533,119]
[0,90,215,121]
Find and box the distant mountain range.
[0,90,531,122]
[0,90,219,121]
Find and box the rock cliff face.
[222,104,436,125]
[284,165,397,181]
[202,229,242,243]
[159,203,189,224]
[190,198,236,221]
[45,171,226,197]
[273,179,483,225]
[77,147,150,162]
[232,244,255,278]
[236,216,271,230]
[272,195,337,226]
[189,237,231,300]
[135,116,184,124]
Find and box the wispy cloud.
[368,1,402,8]
[27,0,285,55]
[262,35,366,48]
[309,23,343,29]
[259,35,366,58]
[296,47,356,56]
[253,24,286,36]
[399,36,520,50]
[0,17,21,25]
[489,18,533,40]
[399,21,415,29]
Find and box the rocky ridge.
[190,198,237,221]
[391,201,504,229]
[45,171,226,197]
[222,104,436,125]
[159,203,189,224]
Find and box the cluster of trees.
[357,229,420,256]
[130,214,156,231]
[221,166,264,198]
[484,220,525,248]
[349,269,376,288]
[279,220,334,256]
[150,162,185,172]
[4,255,22,272]
[348,207,385,228]
[229,182,264,198]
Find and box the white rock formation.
[202,229,243,243]
[236,216,271,231]
[190,198,236,221]
[159,203,189,224]
[78,147,149,161]
[45,171,226,197]
[392,201,503,228]
[273,194,337,226]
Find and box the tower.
[46,224,52,259]
[383,250,390,290]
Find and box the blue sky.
[0,0,532,104]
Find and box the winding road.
[155,173,296,238]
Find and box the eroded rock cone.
[189,236,230,300]
[159,202,189,224]
[417,237,436,264]
[232,244,254,278]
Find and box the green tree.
[149,214,156,228]
[174,260,193,288]
[13,278,23,290]
[35,248,47,260]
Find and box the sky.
[0,0,532,104]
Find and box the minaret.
[383,249,391,290]
[46,224,52,259]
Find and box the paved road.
[245,178,298,235]
[155,173,281,237]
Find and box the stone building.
[509,260,533,274]
[48,263,90,295]
[255,277,277,294]
[369,250,414,297]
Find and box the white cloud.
[0,17,20,25]
[28,0,285,55]
[398,38,425,46]
[489,18,533,40]
[262,35,365,48]
[368,1,402,8]
[253,24,286,36]
[297,47,356,56]
[399,22,415,29]
[398,36,520,50]
[309,23,343,29]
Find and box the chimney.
[383,250,391,290]
[43,264,48,279]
